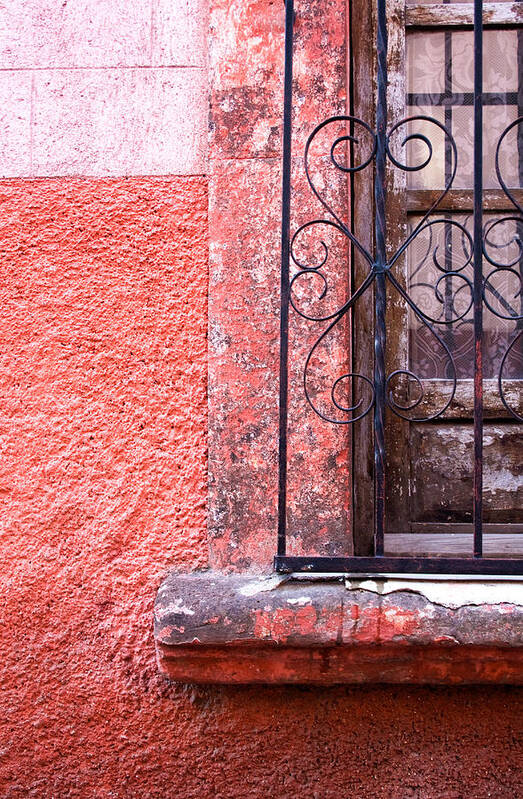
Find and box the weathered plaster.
[208,0,352,570]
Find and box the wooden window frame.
[351,0,523,555]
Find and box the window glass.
[404,25,523,381]
[407,213,523,378]
[406,30,521,188]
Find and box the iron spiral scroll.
[289,114,523,425]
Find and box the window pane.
[406,29,523,189]
[407,214,523,380]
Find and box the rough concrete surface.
[0,176,210,797]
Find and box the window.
[154,0,523,687]
[275,0,523,574]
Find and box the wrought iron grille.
[275,0,523,575]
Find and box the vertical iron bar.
[277,0,294,557]
[517,24,523,348]
[374,0,388,556]
[349,0,357,550]
[473,0,483,557]
[518,8,523,193]
[444,7,455,368]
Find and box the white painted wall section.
[0,0,208,176]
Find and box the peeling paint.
[347,578,523,609]
[237,575,289,596]
[208,0,351,571]
[167,599,195,616]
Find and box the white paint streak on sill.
[166,599,195,616]
[345,576,523,608]
[237,575,289,597]
[286,596,313,606]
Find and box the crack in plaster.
[344,581,523,611]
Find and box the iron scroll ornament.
[290,114,523,424]
[483,117,523,420]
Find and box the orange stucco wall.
[0,176,522,799]
[0,176,208,796]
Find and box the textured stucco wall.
[0,2,522,798]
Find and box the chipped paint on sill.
[345,577,523,608]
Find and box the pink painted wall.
[0,3,521,798]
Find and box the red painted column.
[208,0,353,569]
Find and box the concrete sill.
[154,571,523,685]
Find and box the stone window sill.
[154,571,523,684]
